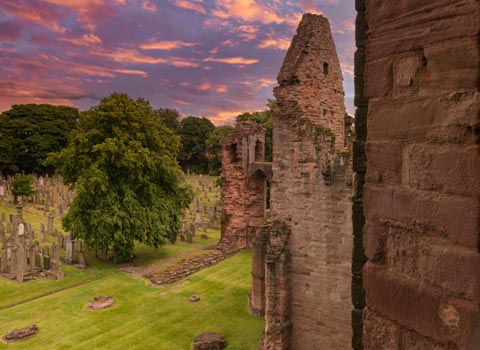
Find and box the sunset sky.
[0,0,355,124]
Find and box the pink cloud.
[141,0,157,12]
[172,0,207,14]
[203,56,259,65]
[211,0,283,24]
[256,36,291,50]
[139,40,200,50]
[59,33,102,46]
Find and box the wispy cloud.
[139,40,200,50]
[203,57,258,65]
[211,0,283,24]
[172,0,207,14]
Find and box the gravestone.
[186,231,193,243]
[65,238,75,264]
[47,214,54,235]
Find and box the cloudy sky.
[0,0,355,124]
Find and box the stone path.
[144,242,241,287]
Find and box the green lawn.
[0,176,263,349]
[0,251,263,350]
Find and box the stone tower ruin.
[259,14,353,350]
[221,1,480,348]
[220,121,272,251]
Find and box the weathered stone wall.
[220,122,268,250]
[361,1,480,349]
[263,14,353,350]
[352,1,368,349]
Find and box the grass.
[0,175,263,349]
[0,251,263,350]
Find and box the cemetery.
[0,2,479,349]
[0,174,263,349]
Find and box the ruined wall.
[220,122,268,250]
[361,1,480,349]
[263,14,353,350]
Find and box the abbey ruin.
[222,1,480,349]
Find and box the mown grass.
[0,251,263,350]
[0,175,263,349]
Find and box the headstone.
[35,252,43,270]
[47,214,54,235]
[189,222,196,237]
[16,244,25,282]
[0,185,4,197]
[78,251,86,266]
[18,223,25,237]
[65,238,74,264]
[0,248,7,273]
[43,255,50,270]
[186,231,193,243]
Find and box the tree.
[46,93,193,263]
[0,104,78,174]
[177,116,215,174]
[11,173,35,204]
[235,99,276,162]
[156,108,180,132]
[205,125,234,175]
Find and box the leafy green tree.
[177,116,215,174]
[156,108,180,132]
[11,173,35,204]
[205,125,234,175]
[47,93,192,263]
[235,99,276,162]
[0,104,78,174]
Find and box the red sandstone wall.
[221,122,267,249]
[362,1,480,349]
[267,14,353,350]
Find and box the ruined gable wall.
[220,122,267,250]
[361,1,480,349]
[266,14,353,350]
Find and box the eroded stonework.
[360,1,480,349]
[262,14,353,350]
[220,121,271,251]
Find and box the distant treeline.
[0,97,275,176]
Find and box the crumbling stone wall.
[220,122,270,250]
[360,1,480,349]
[262,14,353,350]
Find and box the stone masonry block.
[366,141,402,186]
[353,140,366,173]
[419,242,480,302]
[364,185,480,248]
[352,274,365,309]
[368,92,480,143]
[366,1,480,59]
[363,308,401,350]
[364,58,392,99]
[405,144,480,197]
[352,309,363,350]
[354,107,367,141]
[364,263,480,348]
[352,202,365,237]
[355,12,368,44]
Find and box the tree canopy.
[11,173,35,204]
[205,125,234,175]
[47,93,192,262]
[177,116,215,174]
[156,108,180,132]
[0,104,78,174]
